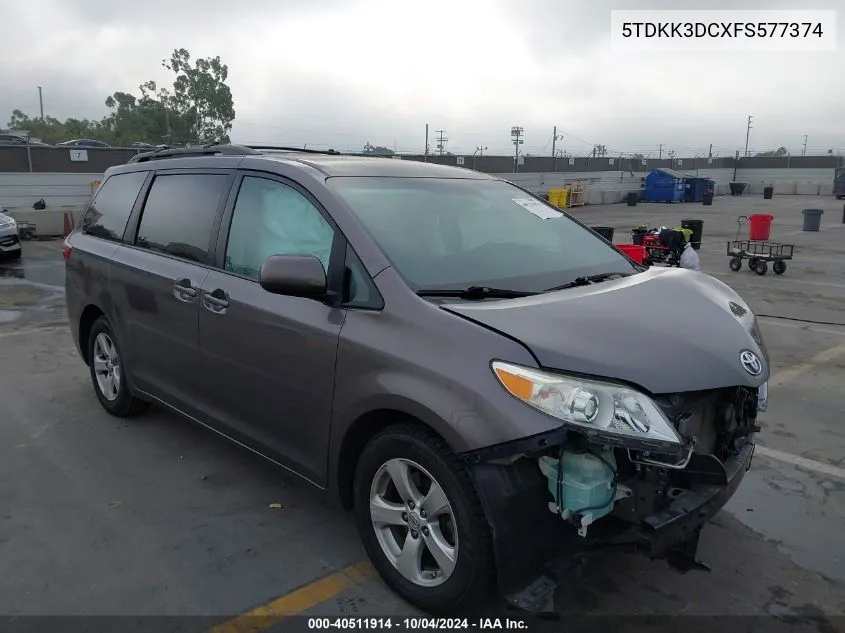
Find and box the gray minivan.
[64,145,769,614]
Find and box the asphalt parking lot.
[1,194,844,630]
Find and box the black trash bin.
[631,227,648,245]
[763,186,774,200]
[681,219,703,250]
[702,191,714,206]
[729,182,747,196]
[626,192,638,207]
[591,226,615,241]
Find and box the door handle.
[173,278,199,301]
[202,289,230,313]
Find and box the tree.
[6,109,106,144]
[163,48,235,144]
[5,48,235,146]
[755,146,788,157]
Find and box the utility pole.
[744,115,753,157]
[511,126,524,173]
[37,86,44,121]
[424,124,429,162]
[802,134,808,156]
[658,144,663,159]
[708,143,713,158]
[436,129,447,156]
[473,145,487,170]
[551,126,564,158]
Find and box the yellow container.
[558,188,570,208]
[548,189,561,207]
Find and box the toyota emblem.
[740,350,762,376]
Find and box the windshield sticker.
[512,198,562,219]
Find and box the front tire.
[87,316,149,417]
[353,424,492,614]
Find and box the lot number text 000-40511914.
[610,10,838,52]
[306,617,529,630]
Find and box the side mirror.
[259,254,327,298]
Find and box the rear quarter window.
[80,171,149,241]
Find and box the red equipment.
[748,213,773,241]
[615,243,646,264]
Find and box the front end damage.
[463,384,762,613]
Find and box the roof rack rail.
[243,145,341,155]
[128,143,262,163]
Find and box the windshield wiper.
[544,272,633,293]
[416,286,538,300]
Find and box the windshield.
[327,177,636,293]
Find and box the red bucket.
[616,243,646,264]
[748,213,773,241]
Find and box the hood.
[442,267,769,394]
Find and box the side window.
[80,171,148,242]
[135,173,229,263]
[224,176,335,280]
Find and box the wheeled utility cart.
[726,240,794,275]
[726,215,794,275]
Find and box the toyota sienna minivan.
[64,144,769,614]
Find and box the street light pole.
[37,86,44,121]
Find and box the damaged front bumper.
[464,428,755,608]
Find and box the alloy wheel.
[369,457,458,587]
[93,332,121,401]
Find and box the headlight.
[492,361,683,453]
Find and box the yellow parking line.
[207,561,376,633]
[768,343,845,387]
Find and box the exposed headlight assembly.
[492,361,684,455]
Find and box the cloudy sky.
[2,0,843,157]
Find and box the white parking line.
[769,343,845,387]
[755,445,845,481]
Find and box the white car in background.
[0,210,22,260]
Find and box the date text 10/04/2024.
[307,618,529,630]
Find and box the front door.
[197,173,345,486]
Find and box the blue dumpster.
[684,177,715,202]
[643,168,686,202]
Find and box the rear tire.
[773,260,786,275]
[87,316,149,417]
[353,424,492,615]
[755,260,768,276]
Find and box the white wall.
[0,166,838,212]
[0,172,101,209]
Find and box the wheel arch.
[335,408,453,511]
[78,304,106,365]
